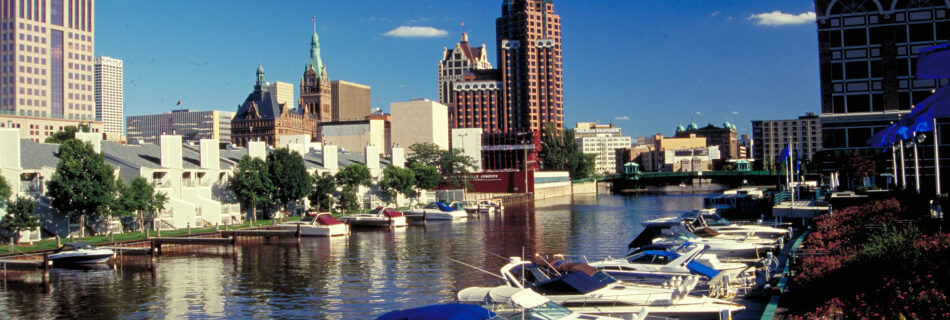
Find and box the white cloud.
[731,111,740,115]
[710,10,721,18]
[748,10,815,26]
[383,26,448,38]
[614,115,630,120]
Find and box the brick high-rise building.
[94,56,122,138]
[0,0,103,142]
[438,33,493,107]
[447,0,564,135]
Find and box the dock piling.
[296,224,301,241]
[56,235,61,248]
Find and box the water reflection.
[0,193,709,319]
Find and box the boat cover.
[375,304,495,320]
[436,202,455,212]
[533,269,608,295]
[317,215,342,225]
[457,286,549,309]
[383,209,404,218]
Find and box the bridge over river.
[605,170,784,193]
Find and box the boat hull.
[275,223,349,236]
[341,216,407,228]
[49,250,115,265]
[404,210,467,220]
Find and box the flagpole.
[900,139,908,189]
[891,142,898,190]
[914,133,921,194]
[935,116,942,196]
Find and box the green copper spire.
[309,31,324,78]
[256,64,265,89]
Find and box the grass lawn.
[0,216,302,255]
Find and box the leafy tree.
[409,163,440,190]
[336,164,372,187]
[406,143,477,189]
[379,166,416,206]
[0,174,10,209]
[407,142,443,168]
[1,196,39,245]
[308,172,337,212]
[44,123,90,144]
[228,155,273,222]
[336,185,360,213]
[116,176,168,231]
[540,123,596,180]
[267,148,312,216]
[47,139,117,237]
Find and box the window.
[843,29,866,46]
[909,23,934,43]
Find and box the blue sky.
[96,0,819,139]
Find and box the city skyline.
[96,0,820,138]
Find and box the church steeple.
[308,31,324,78]
[255,64,265,91]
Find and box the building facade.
[816,0,949,151]
[266,81,293,111]
[574,122,622,138]
[330,80,370,121]
[320,118,388,156]
[752,113,822,169]
[230,65,317,147]
[445,0,564,135]
[573,122,630,174]
[126,109,235,145]
[674,122,739,160]
[451,128,484,171]
[438,33,493,107]
[94,56,122,138]
[0,0,101,141]
[390,98,449,151]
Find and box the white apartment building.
[752,113,822,169]
[94,56,122,137]
[0,0,101,142]
[578,134,632,174]
[391,98,449,151]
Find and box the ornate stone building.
[300,32,332,124]
[230,65,317,147]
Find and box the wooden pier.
[220,229,299,239]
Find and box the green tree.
[116,176,168,231]
[267,148,312,216]
[0,174,11,209]
[406,143,477,189]
[1,196,39,245]
[44,123,91,144]
[337,185,360,213]
[228,155,273,222]
[540,123,596,180]
[308,172,337,212]
[379,166,416,206]
[410,163,441,190]
[336,164,372,187]
[407,142,443,167]
[47,139,117,237]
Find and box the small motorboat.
[643,209,791,239]
[404,202,467,220]
[461,201,494,214]
[376,304,495,320]
[587,243,751,283]
[49,242,115,266]
[276,213,349,236]
[340,206,408,228]
[458,286,633,320]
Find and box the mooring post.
[157,228,161,238]
[43,252,50,272]
[110,231,114,243]
[296,224,301,241]
[187,222,191,235]
[56,235,61,248]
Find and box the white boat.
[587,243,751,283]
[644,209,791,239]
[458,286,634,320]
[461,201,494,214]
[276,213,349,236]
[49,242,115,265]
[404,202,467,220]
[498,257,745,318]
[339,206,408,228]
[650,226,773,259]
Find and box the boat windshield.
[507,302,573,320]
[369,207,383,215]
[591,271,618,285]
[703,214,731,226]
[301,215,318,222]
[424,203,439,209]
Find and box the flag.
[176,99,181,106]
[310,16,315,23]
[916,42,950,79]
[776,145,790,163]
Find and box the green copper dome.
[308,31,324,78]
[687,122,699,130]
[676,125,685,132]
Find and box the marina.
[0,193,803,319]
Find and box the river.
[0,193,708,319]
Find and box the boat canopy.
[383,209,403,218]
[375,304,495,320]
[457,286,549,309]
[317,215,343,225]
[436,202,455,212]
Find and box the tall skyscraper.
[266,81,293,110]
[330,80,370,121]
[816,0,949,151]
[0,0,101,141]
[446,0,563,135]
[94,56,122,138]
[438,33,493,106]
[299,31,331,123]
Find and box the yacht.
[644,209,791,239]
[586,243,751,283]
[339,206,408,228]
[276,213,349,236]
[498,257,745,318]
[647,226,774,259]
[404,202,467,220]
[49,243,115,265]
[458,286,633,320]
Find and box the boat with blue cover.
[404,202,468,220]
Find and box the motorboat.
[276,213,349,236]
[586,243,751,283]
[498,257,745,318]
[644,209,791,239]
[49,242,115,265]
[648,226,774,259]
[404,202,467,220]
[458,286,633,320]
[462,201,495,214]
[339,206,408,228]
[376,304,496,320]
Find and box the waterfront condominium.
[816,0,949,151]
[0,0,102,142]
[446,0,564,135]
[94,55,121,139]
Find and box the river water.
[0,193,707,319]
